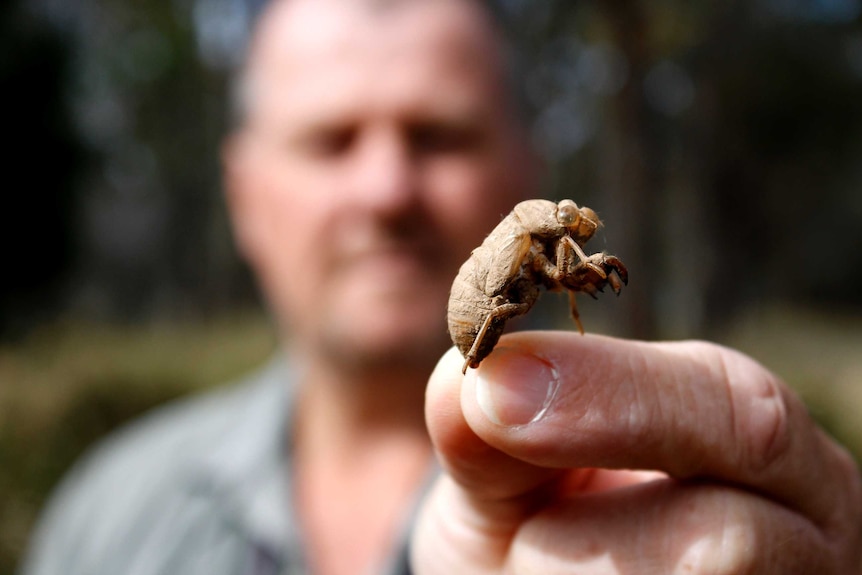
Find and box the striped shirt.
[19,359,417,575]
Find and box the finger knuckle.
[674,531,757,575]
[673,490,759,575]
[717,346,794,476]
[832,442,862,514]
[825,441,862,562]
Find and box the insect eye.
[557,201,580,227]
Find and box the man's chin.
[317,312,450,375]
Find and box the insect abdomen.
[447,262,499,359]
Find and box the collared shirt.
[19,359,418,575]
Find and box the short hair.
[226,0,530,131]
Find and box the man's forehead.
[245,0,507,121]
[249,0,502,78]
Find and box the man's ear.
[221,132,260,264]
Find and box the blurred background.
[1,0,861,572]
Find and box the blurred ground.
[0,312,277,575]
[1,305,860,574]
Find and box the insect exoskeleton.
[447,198,628,373]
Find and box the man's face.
[225,0,536,373]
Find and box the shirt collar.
[192,356,299,560]
[187,355,436,575]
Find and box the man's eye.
[409,123,481,155]
[300,127,356,157]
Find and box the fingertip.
[432,346,467,377]
[425,347,470,439]
[427,347,466,399]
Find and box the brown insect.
[448,198,628,373]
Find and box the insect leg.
[568,291,585,334]
[560,236,607,279]
[463,302,532,374]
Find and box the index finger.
[426,331,862,531]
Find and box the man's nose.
[349,128,420,215]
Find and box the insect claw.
[586,262,607,279]
[608,271,623,295]
[604,256,629,285]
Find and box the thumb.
[425,346,571,503]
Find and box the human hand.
[413,332,862,574]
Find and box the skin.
[223,0,862,573]
[417,335,862,573]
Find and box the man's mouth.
[343,248,432,278]
[329,240,451,301]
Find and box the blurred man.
[21,0,862,574]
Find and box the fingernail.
[474,347,560,426]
